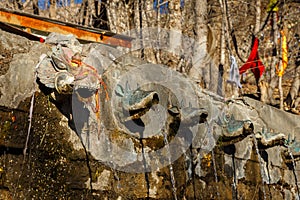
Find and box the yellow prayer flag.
[267,0,279,12]
[276,30,288,77]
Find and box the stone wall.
[0,29,299,199]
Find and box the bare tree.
[1,0,299,113]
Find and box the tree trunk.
[189,0,208,84]
[267,12,279,105]
[49,0,56,19]
[285,71,300,111]
[169,0,182,63]
[106,0,132,33]
[254,0,261,34]
[33,0,39,15]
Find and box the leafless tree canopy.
[0,0,299,112]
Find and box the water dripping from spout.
[211,149,220,198]
[288,149,300,198]
[205,120,220,198]
[252,134,266,200]
[162,131,178,200]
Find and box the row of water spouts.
[205,121,299,200]
[103,98,299,199]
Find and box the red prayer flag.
[239,37,265,84]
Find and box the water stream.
[152,103,177,199]
[113,164,121,191]
[211,150,218,183]
[288,150,300,198]
[106,134,121,192]
[205,120,220,197]
[252,134,266,200]
[162,131,178,200]
[231,152,238,199]
[211,149,220,198]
